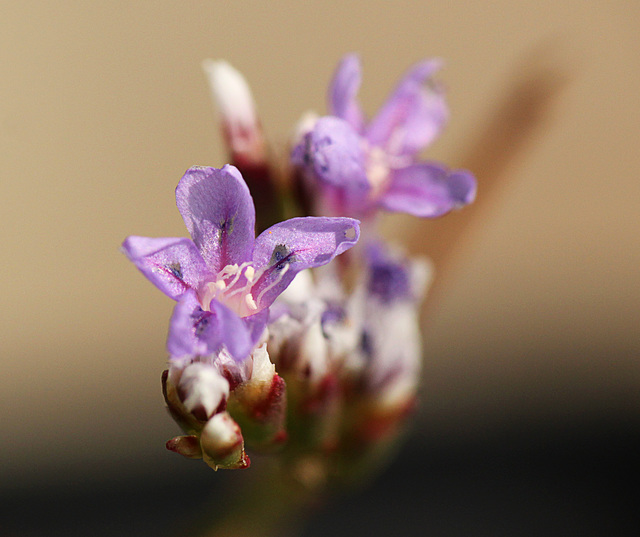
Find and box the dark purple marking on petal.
[167,291,254,362]
[251,217,360,310]
[320,303,346,338]
[175,165,256,271]
[366,243,412,304]
[122,236,209,300]
[167,290,211,360]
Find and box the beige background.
[1,1,638,484]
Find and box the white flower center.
[198,262,259,317]
[198,261,291,317]
[364,143,414,200]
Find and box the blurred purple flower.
[292,54,476,218]
[123,165,360,362]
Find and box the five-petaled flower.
[123,165,360,362]
[292,54,477,219]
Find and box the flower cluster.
[123,54,475,480]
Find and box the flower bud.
[178,362,229,421]
[227,344,288,448]
[200,411,250,470]
[202,59,266,169]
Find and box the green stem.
[191,458,323,537]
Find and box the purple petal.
[365,59,448,156]
[366,242,412,304]
[167,290,210,359]
[292,116,369,190]
[122,236,209,300]
[328,54,365,132]
[206,300,255,361]
[250,217,360,309]
[380,164,476,217]
[168,290,255,362]
[243,309,269,348]
[175,165,256,271]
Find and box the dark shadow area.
[1,414,636,537]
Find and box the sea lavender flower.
[122,52,477,488]
[349,242,431,408]
[291,54,477,219]
[122,165,360,363]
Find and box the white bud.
[249,343,275,384]
[202,59,258,129]
[200,411,249,470]
[179,362,230,419]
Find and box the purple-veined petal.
[167,290,210,360]
[243,309,269,348]
[168,290,255,362]
[175,165,256,271]
[328,54,365,132]
[250,217,360,310]
[292,116,369,190]
[365,59,448,156]
[380,164,477,217]
[122,236,209,300]
[202,300,255,362]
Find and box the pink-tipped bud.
[202,59,266,168]
[200,412,250,470]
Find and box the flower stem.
[191,458,323,537]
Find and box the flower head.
[292,54,476,219]
[123,165,360,362]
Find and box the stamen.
[218,264,240,277]
[256,263,290,306]
[245,294,258,310]
[223,261,253,292]
[199,262,266,316]
[199,282,221,311]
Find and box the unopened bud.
[178,362,229,421]
[227,344,287,448]
[200,411,250,470]
[202,59,266,167]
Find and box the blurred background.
[1,1,638,535]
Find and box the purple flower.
[353,242,432,407]
[123,165,360,362]
[292,54,476,218]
